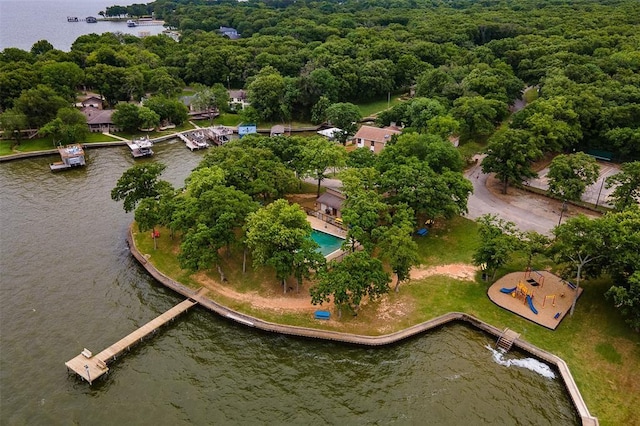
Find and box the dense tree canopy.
[0,0,637,163]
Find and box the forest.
[1,0,639,160]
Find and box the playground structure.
[500,281,538,315]
[543,294,556,308]
[488,270,583,330]
[524,267,545,287]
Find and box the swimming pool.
[311,229,344,256]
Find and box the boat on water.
[127,20,137,27]
[127,136,153,158]
[86,16,97,23]
[67,16,79,22]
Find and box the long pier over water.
[65,298,198,384]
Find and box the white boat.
[127,136,153,158]
[127,20,137,27]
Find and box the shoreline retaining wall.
[126,226,598,425]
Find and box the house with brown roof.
[352,125,402,153]
[81,96,104,109]
[81,107,119,133]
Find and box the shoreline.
[126,225,598,426]
[0,132,184,163]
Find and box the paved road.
[463,156,599,235]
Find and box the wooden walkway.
[65,298,197,384]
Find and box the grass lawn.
[113,122,196,140]
[133,210,639,425]
[212,114,244,127]
[0,133,122,156]
[356,94,405,118]
[524,87,539,103]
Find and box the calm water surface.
[0,0,165,52]
[0,142,578,425]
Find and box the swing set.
[524,267,545,288]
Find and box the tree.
[607,271,640,332]
[310,251,390,318]
[0,109,28,147]
[426,115,460,139]
[245,200,317,293]
[472,214,522,281]
[605,161,640,211]
[111,163,170,213]
[451,95,506,142]
[377,132,465,174]
[510,97,582,153]
[406,97,446,133]
[347,148,377,169]
[30,40,54,56]
[380,205,419,292]
[311,95,331,124]
[340,188,389,253]
[301,137,346,197]
[547,152,600,202]
[246,67,286,122]
[379,158,472,222]
[112,103,141,132]
[520,231,551,271]
[144,96,189,126]
[184,166,226,198]
[177,186,259,271]
[192,84,230,124]
[40,62,84,101]
[325,102,361,145]
[482,129,542,194]
[148,68,183,97]
[198,146,297,201]
[39,107,88,146]
[551,215,608,316]
[135,197,163,250]
[138,106,160,130]
[14,85,69,128]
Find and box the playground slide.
[526,295,538,315]
[500,287,516,294]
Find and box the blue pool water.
[311,230,344,256]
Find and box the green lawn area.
[212,113,244,127]
[356,94,406,118]
[134,209,640,425]
[0,133,121,156]
[523,86,539,103]
[113,122,196,140]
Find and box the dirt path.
[195,263,478,312]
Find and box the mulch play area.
[487,270,583,330]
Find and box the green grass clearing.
[356,94,406,118]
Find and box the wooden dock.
[65,298,197,384]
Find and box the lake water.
[0,142,579,424]
[0,0,166,52]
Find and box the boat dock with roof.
[49,144,86,171]
[127,136,154,158]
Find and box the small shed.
[317,127,341,141]
[316,188,346,217]
[270,125,286,137]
